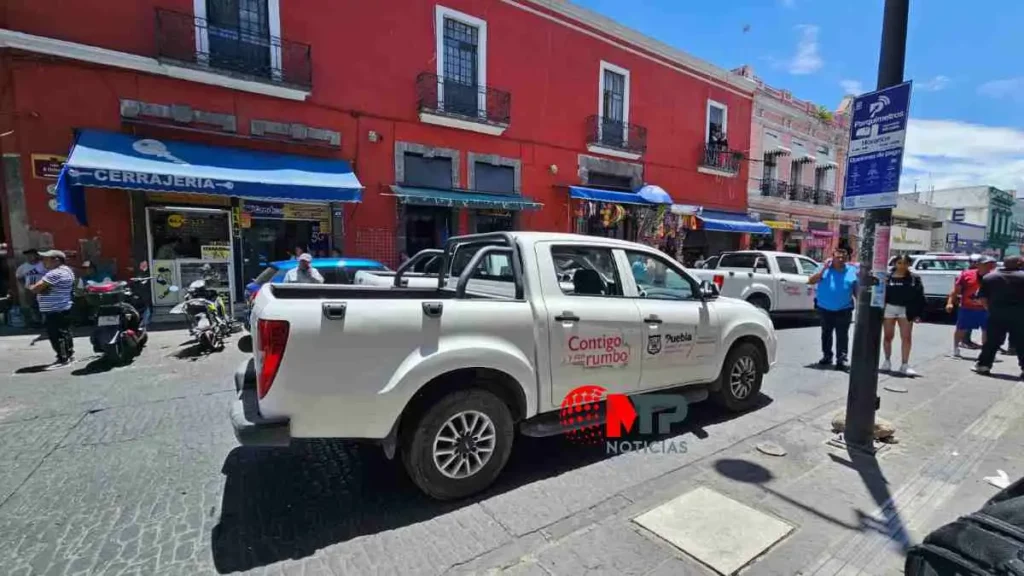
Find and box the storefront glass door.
[147,207,235,314]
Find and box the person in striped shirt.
[29,250,76,367]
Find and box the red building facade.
[1,0,755,303]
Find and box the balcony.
[759,178,789,199]
[790,183,817,203]
[155,8,312,90]
[585,115,648,160]
[698,145,743,177]
[814,190,836,206]
[416,73,511,136]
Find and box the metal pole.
[843,0,910,451]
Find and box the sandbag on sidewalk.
[905,476,1024,575]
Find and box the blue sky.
[575,0,1024,194]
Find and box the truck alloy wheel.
[432,410,497,479]
[713,342,764,412]
[402,389,514,500]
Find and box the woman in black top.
[882,254,927,375]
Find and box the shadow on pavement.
[71,357,117,376]
[210,393,773,573]
[772,316,820,330]
[13,363,53,374]
[713,457,911,549]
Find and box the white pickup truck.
[691,251,822,315]
[234,232,777,500]
[887,253,971,313]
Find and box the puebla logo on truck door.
[646,334,662,356]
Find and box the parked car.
[232,232,777,500]
[691,251,821,316]
[887,253,971,312]
[243,258,389,328]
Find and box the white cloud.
[780,0,796,7]
[899,119,1024,194]
[788,25,823,75]
[916,75,950,92]
[978,77,1024,102]
[840,79,865,95]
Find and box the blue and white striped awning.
[56,129,362,225]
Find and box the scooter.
[85,277,152,365]
[168,279,237,352]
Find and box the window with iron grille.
[602,70,625,122]
[206,0,270,76]
[443,17,480,117]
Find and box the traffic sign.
[842,81,913,210]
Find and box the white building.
[905,186,1017,255]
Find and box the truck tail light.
[257,319,289,400]
[712,275,725,290]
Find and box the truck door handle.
[422,302,443,318]
[779,278,788,283]
[555,312,580,323]
[322,302,347,320]
[644,315,663,324]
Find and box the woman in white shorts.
[882,254,927,375]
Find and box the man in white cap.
[284,253,324,284]
[29,249,77,367]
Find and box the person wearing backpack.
[881,254,926,376]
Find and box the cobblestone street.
[0,320,1021,575]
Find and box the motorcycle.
[85,277,152,365]
[168,278,237,352]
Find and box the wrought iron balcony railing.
[759,178,789,199]
[155,8,312,90]
[814,190,836,206]
[787,183,817,203]
[585,115,648,155]
[416,73,511,125]
[700,145,743,174]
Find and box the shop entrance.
[473,210,515,233]
[403,205,452,258]
[147,206,235,315]
[236,201,331,286]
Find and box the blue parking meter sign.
[842,82,913,211]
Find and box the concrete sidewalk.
[468,347,1024,575]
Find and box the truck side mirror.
[699,280,719,300]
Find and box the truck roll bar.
[393,249,444,287]
[455,246,514,299]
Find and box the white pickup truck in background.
[887,253,971,312]
[234,232,777,500]
[691,251,821,315]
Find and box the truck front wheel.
[712,342,765,412]
[401,389,515,500]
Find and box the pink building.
[733,66,860,261]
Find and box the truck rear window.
[718,253,762,269]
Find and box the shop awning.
[698,210,773,235]
[55,129,363,225]
[389,185,542,210]
[569,186,656,206]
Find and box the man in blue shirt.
[808,247,858,370]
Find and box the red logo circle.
[560,385,606,444]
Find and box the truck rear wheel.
[401,389,514,501]
[747,294,771,312]
[712,342,764,412]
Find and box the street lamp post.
[843,0,910,451]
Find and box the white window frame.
[194,0,283,81]
[597,61,631,146]
[705,99,728,144]
[435,5,488,118]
